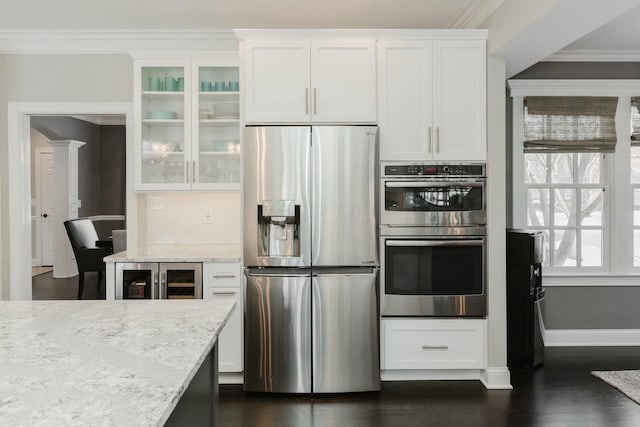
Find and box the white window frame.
[509,80,640,285]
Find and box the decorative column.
[48,139,85,278]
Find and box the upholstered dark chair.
[64,218,113,299]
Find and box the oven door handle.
[384,181,484,188]
[386,240,484,247]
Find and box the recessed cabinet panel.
[378,41,433,161]
[433,40,486,161]
[311,41,376,123]
[245,40,311,123]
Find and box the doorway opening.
[6,102,134,301]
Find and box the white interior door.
[39,151,54,266]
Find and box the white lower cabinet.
[203,262,242,373]
[381,318,485,370]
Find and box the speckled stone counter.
[0,299,235,427]
[104,244,241,263]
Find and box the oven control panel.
[384,164,485,177]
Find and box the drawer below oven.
[381,318,485,370]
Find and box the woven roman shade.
[631,97,640,145]
[524,96,618,153]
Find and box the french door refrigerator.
[243,126,380,393]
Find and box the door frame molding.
[6,101,135,300]
[34,147,53,267]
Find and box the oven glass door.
[385,181,484,212]
[384,239,483,296]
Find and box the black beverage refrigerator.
[506,229,545,368]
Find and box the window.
[524,152,607,269]
[509,81,640,277]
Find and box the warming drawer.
[381,319,485,370]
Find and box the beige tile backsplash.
[144,192,240,245]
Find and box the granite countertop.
[0,299,235,427]
[104,244,241,263]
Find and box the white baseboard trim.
[219,372,243,385]
[480,367,512,390]
[544,329,640,347]
[381,369,482,382]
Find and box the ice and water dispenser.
[257,200,300,258]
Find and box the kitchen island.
[0,299,235,426]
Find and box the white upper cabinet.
[378,38,486,161]
[244,39,376,124]
[134,59,241,191]
[244,40,311,123]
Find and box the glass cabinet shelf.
[142,119,185,125]
[199,119,239,124]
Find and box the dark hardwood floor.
[218,349,640,427]
[32,274,640,426]
[32,271,105,300]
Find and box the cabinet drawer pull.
[211,291,236,296]
[422,345,448,350]
[212,274,237,279]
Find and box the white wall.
[141,192,241,245]
[0,53,133,299]
[486,55,508,376]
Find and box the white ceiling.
[1,0,499,30]
[558,4,640,52]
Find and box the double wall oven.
[380,163,487,317]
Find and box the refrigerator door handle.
[246,268,311,278]
[311,267,377,277]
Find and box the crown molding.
[545,49,640,62]
[0,30,238,54]
[233,28,488,40]
[448,0,504,29]
[507,79,640,97]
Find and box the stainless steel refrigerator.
[243,126,380,393]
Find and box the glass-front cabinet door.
[192,62,241,190]
[136,61,191,190]
[134,59,240,191]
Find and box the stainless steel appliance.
[380,162,487,317]
[115,262,203,300]
[243,126,380,393]
[506,229,545,368]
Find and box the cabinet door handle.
[313,88,317,115]
[422,345,448,350]
[192,160,196,183]
[160,272,166,299]
[152,273,158,299]
[428,126,432,153]
[211,291,236,296]
[305,88,309,114]
[436,126,440,153]
[185,161,190,183]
